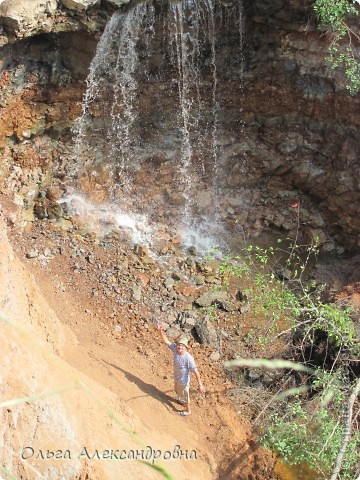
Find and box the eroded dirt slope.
[0,200,276,480]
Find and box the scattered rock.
[209,351,221,362]
[195,316,220,349]
[178,312,197,330]
[131,285,142,302]
[61,0,99,13]
[46,186,64,202]
[195,290,229,308]
[26,249,39,258]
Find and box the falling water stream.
[71,11,123,176]
[168,0,217,221]
[107,3,156,194]
[68,0,245,253]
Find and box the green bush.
[261,396,360,480]
[312,0,360,95]
[218,241,359,479]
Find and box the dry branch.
[330,378,360,480]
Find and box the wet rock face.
[0,0,359,253]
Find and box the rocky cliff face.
[244,0,360,252]
[0,0,359,253]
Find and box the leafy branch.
[214,228,359,479]
[312,0,360,94]
[226,358,360,480]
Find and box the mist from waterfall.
[69,0,245,254]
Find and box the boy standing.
[158,321,205,416]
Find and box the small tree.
[216,237,359,479]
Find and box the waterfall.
[107,3,156,199]
[68,0,245,253]
[70,4,156,201]
[164,0,227,251]
[70,11,123,179]
[168,0,219,229]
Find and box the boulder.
[60,0,99,13]
[178,311,197,330]
[195,316,219,349]
[104,0,132,7]
[0,0,58,33]
[195,290,229,308]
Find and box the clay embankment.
[0,205,275,480]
